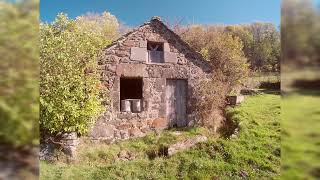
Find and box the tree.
[179,23,280,73]
[180,25,249,88]
[225,25,254,69]
[204,32,249,88]
[0,0,39,147]
[248,22,280,72]
[40,12,119,135]
[225,23,280,72]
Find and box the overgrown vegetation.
[184,30,250,128]
[178,22,280,127]
[0,0,39,147]
[40,12,119,135]
[40,93,280,179]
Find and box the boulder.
[151,118,167,130]
[117,150,135,161]
[167,135,207,156]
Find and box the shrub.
[0,0,39,147]
[40,13,119,135]
[192,32,249,129]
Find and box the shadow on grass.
[259,81,280,90]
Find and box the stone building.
[89,17,212,142]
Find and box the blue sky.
[40,0,281,26]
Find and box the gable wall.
[89,20,211,142]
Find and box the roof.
[103,16,211,72]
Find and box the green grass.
[40,93,280,180]
[282,92,320,180]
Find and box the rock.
[239,170,249,178]
[62,146,77,158]
[172,131,182,136]
[120,130,129,139]
[167,135,208,156]
[151,118,167,130]
[115,50,129,57]
[117,150,135,161]
[128,128,143,137]
[123,40,135,47]
[61,132,77,140]
[115,64,148,77]
[89,125,114,139]
[227,95,245,105]
[40,143,55,161]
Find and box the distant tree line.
[175,23,280,73]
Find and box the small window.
[120,78,143,112]
[147,41,164,63]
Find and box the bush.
[40,13,119,135]
[0,0,39,147]
[191,32,249,129]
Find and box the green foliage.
[226,23,280,72]
[0,0,39,147]
[40,93,280,179]
[40,12,119,135]
[204,32,249,87]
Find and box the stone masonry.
[88,17,211,143]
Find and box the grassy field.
[40,92,280,180]
[282,92,320,180]
[245,73,280,89]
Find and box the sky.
[40,0,281,27]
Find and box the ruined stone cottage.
[89,17,211,142]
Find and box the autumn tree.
[180,25,249,88]
[180,25,249,128]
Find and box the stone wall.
[89,18,211,143]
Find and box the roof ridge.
[103,16,210,71]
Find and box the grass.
[40,92,280,180]
[281,92,320,180]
